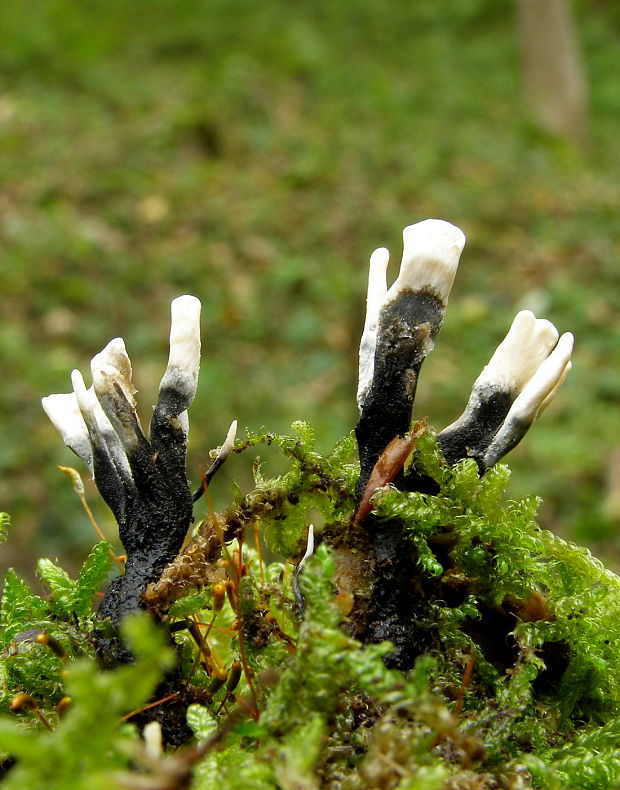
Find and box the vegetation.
[3,423,620,788]
[2,1,620,788]
[1,0,619,577]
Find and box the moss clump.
[2,427,620,789]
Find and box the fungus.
[293,524,316,617]
[42,295,234,651]
[438,310,574,469]
[352,220,573,669]
[40,219,574,669]
[355,219,465,495]
[355,223,573,491]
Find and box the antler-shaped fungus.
[355,219,466,494]
[42,296,230,632]
[438,310,574,470]
[356,223,574,491]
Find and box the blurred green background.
[1,0,619,579]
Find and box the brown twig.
[122,692,181,723]
[353,419,428,525]
[454,648,475,719]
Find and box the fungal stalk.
[438,310,574,469]
[353,221,573,670]
[355,218,466,494]
[42,295,234,649]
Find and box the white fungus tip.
[357,249,390,410]
[540,359,572,414]
[226,419,238,443]
[41,392,81,431]
[387,218,466,304]
[512,310,559,351]
[96,337,127,358]
[484,332,573,468]
[220,419,238,461]
[71,369,100,424]
[507,331,574,424]
[482,330,574,468]
[160,295,202,403]
[476,310,560,393]
[368,247,390,284]
[365,247,390,324]
[143,721,163,761]
[172,293,202,316]
[70,369,134,480]
[370,246,390,262]
[70,369,89,404]
[301,524,315,565]
[41,392,92,469]
[91,337,136,407]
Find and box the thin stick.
[58,466,125,573]
[121,692,180,722]
[252,522,268,609]
[454,649,475,718]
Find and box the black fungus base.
[94,387,194,663]
[363,516,439,670]
[354,288,447,666]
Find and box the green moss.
[0,513,10,545]
[241,423,358,556]
[0,615,173,790]
[3,426,620,788]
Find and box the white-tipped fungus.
[384,219,466,306]
[89,340,142,453]
[91,338,137,410]
[439,310,574,469]
[299,523,315,568]
[357,247,389,408]
[70,369,134,483]
[218,420,238,464]
[357,219,466,411]
[41,392,93,472]
[473,310,560,395]
[158,295,201,406]
[482,331,574,468]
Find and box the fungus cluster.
[41,219,574,653]
[355,218,573,487]
[42,296,231,634]
[350,218,573,667]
